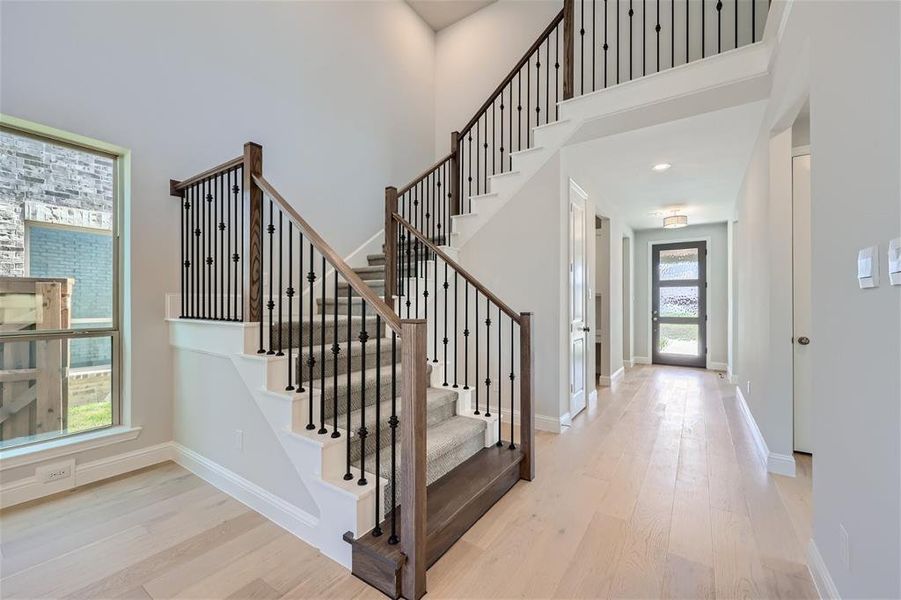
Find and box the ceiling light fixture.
[663,213,688,229]
[652,163,672,172]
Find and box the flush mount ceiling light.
[652,162,672,172]
[663,213,688,229]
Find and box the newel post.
[563,0,574,100]
[384,186,398,302]
[519,312,535,481]
[450,131,461,220]
[400,319,428,599]
[242,142,264,325]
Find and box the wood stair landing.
[344,445,524,599]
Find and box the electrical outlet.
[840,524,851,570]
[36,461,73,483]
[235,429,244,452]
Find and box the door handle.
[797,336,810,345]
[583,327,590,332]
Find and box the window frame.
[0,117,128,450]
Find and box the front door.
[569,181,588,417]
[652,241,707,368]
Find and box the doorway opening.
[651,241,708,368]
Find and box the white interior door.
[792,153,813,453]
[569,181,588,418]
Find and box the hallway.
[0,367,816,599]
[428,365,816,598]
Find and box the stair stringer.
[168,318,386,569]
[450,40,772,248]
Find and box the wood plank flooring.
[0,365,815,599]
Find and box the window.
[0,126,120,449]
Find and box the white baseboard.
[807,539,841,599]
[632,356,651,365]
[598,366,624,386]
[170,443,319,541]
[735,385,796,477]
[623,360,634,368]
[498,407,568,434]
[707,361,728,371]
[0,441,173,509]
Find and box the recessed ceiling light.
[652,163,672,172]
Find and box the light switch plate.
[888,238,901,286]
[857,246,879,289]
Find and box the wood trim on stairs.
[344,445,524,599]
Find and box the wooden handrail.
[253,174,403,334]
[393,213,521,324]
[170,155,243,195]
[459,9,564,137]
[397,152,455,197]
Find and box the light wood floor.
[0,365,815,599]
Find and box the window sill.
[0,426,142,471]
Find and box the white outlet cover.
[36,459,75,484]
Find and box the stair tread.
[365,413,486,484]
[338,386,457,434]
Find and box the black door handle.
[797,336,810,345]
[583,327,590,332]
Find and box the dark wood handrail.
[459,9,564,137]
[254,174,403,334]
[393,213,521,324]
[397,152,454,197]
[170,155,243,194]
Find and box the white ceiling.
[572,101,767,231]
[406,0,496,31]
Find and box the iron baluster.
[319,255,327,434]
[358,301,369,486]
[277,210,284,356]
[286,222,295,391]
[306,243,316,430]
[485,297,491,418]
[388,331,399,545]
[344,281,353,480]
[373,315,383,536]
[266,197,275,354]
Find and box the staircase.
[169,146,533,600]
[167,0,769,597]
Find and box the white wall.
[633,222,729,368]
[732,1,901,596]
[458,156,565,430]
[0,0,435,487]
[433,0,562,157]
[173,349,319,515]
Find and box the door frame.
[791,147,812,453]
[568,179,590,419]
[646,236,712,369]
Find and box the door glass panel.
[659,286,699,318]
[659,248,699,280]
[657,324,699,356]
